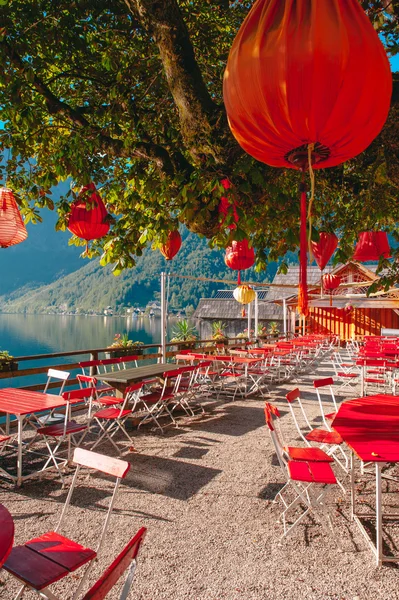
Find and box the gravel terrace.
[1,353,399,600]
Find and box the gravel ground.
[1,354,399,599]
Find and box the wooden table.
[96,363,178,396]
[0,389,67,486]
[0,504,14,567]
[333,394,399,565]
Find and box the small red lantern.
[0,187,28,248]
[352,231,391,262]
[67,183,110,246]
[225,239,255,283]
[322,273,341,292]
[311,232,338,271]
[160,230,182,261]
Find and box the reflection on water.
[0,314,180,389]
[0,313,180,357]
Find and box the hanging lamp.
[0,187,28,248]
[67,183,110,249]
[224,0,392,317]
[352,231,391,262]
[322,273,341,307]
[233,284,256,305]
[311,232,338,271]
[160,230,182,261]
[225,239,255,283]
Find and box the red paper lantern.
[67,183,110,242]
[160,230,182,261]
[311,232,338,271]
[322,273,341,292]
[225,239,255,283]
[352,231,391,262]
[223,0,392,317]
[0,187,28,248]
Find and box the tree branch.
[126,0,223,161]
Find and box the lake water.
[0,313,180,389]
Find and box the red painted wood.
[73,448,130,479]
[333,394,399,462]
[37,421,88,437]
[288,461,337,484]
[306,429,343,444]
[63,387,96,402]
[26,531,96,572]
[286,447,333,462]
[0,388,67,416]
[82,528,147,600]
[313,377,334,388]
[0,504,14,567]
[4,546,69,590]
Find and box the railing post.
[89,352,98,376]
[254,291,259,342]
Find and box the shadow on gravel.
[189,404,265,437]
[258,481,285,500]
[123,453,222,500]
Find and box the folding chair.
[35,388,93,485]
[265,403,339,538]
[82,527,147,600]
[43,368,70,395]
[79,360,115,396]
[3,448,130,600]
[331,352,360,390]
[33,369,71,428]
[91,383,143,453]
[77,374,122,419]
[285,388,349,473]
[313,377,340,429]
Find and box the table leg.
[17,416,23,487]
[350,451,355,520]
[376,462,383,566]
[361,365,365,397]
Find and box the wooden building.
[278,262,399,341]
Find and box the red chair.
[82,527,147,600]
[91,383,143,453]
[3,448,130,599]
[313,377,339,428]
[265,403,339,538]
[79,360,115,396]
[77,374,122,418]
[35,388,93,485]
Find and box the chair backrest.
[77,374,98,387]
[44,368,70,394]
[264,403,286,470]
[63,387,97,403]
[99,357,122,373]
[313,377,338,429]
[119,355,139,369]
[82,527,147,600]
[285,388,313,443]
[56,449,131,556]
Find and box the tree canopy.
[0,0,399,283]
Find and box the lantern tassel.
[298,179,309,317]
[307,142,315,260]
[237,271,241,285]
[242,308,246,318]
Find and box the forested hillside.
[0,229,283,314]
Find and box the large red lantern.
[311,232,338,271]
[67,183,110,247]
[160,230,182,261]
[0,187,28,248]
[225,239,255,283]
[224,0,392,317]
[352,231,391,262]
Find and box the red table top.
[332,394,399,463]
[0,504,14,567]
[0,388,67,416]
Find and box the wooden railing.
[0,336,283,392]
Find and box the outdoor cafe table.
[0,388,67,487]
[0,504,14,567]
[96,363,178,396]
[332,394,399,565]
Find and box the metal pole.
[161,272,167,363]
[254,292,259,342]
[283,298,287,338]
[247,300,252,341]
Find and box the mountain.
[0,229,279,314]
[0,181,82,295]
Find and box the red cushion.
[306,429,343,444]
[286,446,333,462]
[37,421,87,437]
[288,460,337,484]
[4,546,69,590]
[94,408,131,419]
[25,531,96,571]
